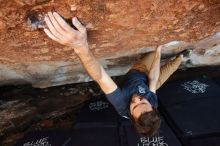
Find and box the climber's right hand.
[44,12,89,54]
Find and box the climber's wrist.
[73,43,90,55]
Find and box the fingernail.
[73,17,77,21]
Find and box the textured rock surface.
[0,0,220,87]
[0,83,96,145]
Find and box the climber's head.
[130,94,161,137]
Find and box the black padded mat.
[157,77,220,107]
[15,127,120,146]
[75,98,119,128]
[166,96,220,137]
[120,117,182,146]
[158,77,220,145]
[68,127,120,146]
[190,135,220,146]
[14,130,73,146]
[213,77,220,86]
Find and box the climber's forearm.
[76,47,118,94]
[76,48,103,82]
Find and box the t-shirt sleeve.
[105,88,128,116]
[105,88,123,107]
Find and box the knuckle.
[63,34,76,44]
[82,27,86,32]
[66,33,74,40]
[69,35,76,41]
[81,27,86,33]
[61,23,67,29]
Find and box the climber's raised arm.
[44,12,117,94]
[148,46,162,93]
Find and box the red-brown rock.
[0,0,219,87]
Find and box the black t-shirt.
[105,70,158,118]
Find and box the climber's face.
[130,94,153,120]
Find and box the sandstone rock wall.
[0,0,220,87]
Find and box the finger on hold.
[44,14,65,40]
[157,45,163,51]
[44,15,55,32]
[44,15,49,27]
[53,12,75,32]
[44,28,60,42]
[47,12,66,35]
[72,17,86,33]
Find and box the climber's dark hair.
[131,108,161,137]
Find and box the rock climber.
[43,12,185,137]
